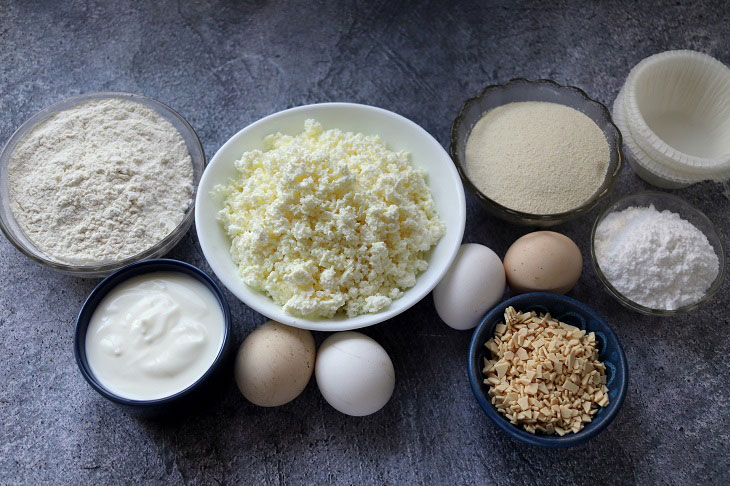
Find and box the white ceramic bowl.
[195,103,466,331]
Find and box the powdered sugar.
[594,204,719,310]
[8,98,193,264]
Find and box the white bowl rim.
[195,102,466,331]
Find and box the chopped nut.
[597,394,610,407]
[517,396,530,410]
[566,350,576,369]
[482,306,610,436]
[485,342,497,355]
[559,406,572,419]
[494,361,509,379]
[563,380,579,394]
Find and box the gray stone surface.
[1,0,729,484]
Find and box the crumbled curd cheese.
[216,120,445,318]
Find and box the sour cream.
[85,272,225,400]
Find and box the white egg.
[432,243,506,330]
[315,332,395,416]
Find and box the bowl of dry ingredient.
[0,92,205,277]
[591,191,725,315]
[451,78,623,226]
[468,292,628,448]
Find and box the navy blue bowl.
[468,292,628,448]
[74,259,233,418]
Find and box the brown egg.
[503,231,582,294]
[234,320,315,407]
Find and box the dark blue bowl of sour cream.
[74,259,233,418]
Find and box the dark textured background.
[1,1,729,484]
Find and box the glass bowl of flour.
[450,78,623,226]
[590,191,725,315]
[0,92,205,277]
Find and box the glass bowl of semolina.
[450,78,623,227]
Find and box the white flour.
[9,98,193,264]
[594,204,719,310]
[465,101,610,214]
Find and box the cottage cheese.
[216,120,444,318]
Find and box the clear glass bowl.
[590,191,725,316]
[450,78,623,226]
[0,92,205,277]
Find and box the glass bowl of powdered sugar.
[0,92,205,277]
[450,78,623,226]
[591,191,725,315]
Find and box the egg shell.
[315,332,395,416]
[234,320,315,407]
[503,231,582,294]
[432,243,506,330]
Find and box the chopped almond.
[563,380,579,394]
[483,306,610,436]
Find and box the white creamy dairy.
[85,272,225,400]
[215,119,445,318]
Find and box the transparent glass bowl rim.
[0,91,205,275]
[449,78,624,224]
[590,191,726,316]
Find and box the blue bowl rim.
[74,258,232,407]
[467,292,629,448]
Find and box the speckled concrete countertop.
[1,1,729,484]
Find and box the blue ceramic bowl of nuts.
[467,292,628,448]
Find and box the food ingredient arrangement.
[1,48,727,446]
